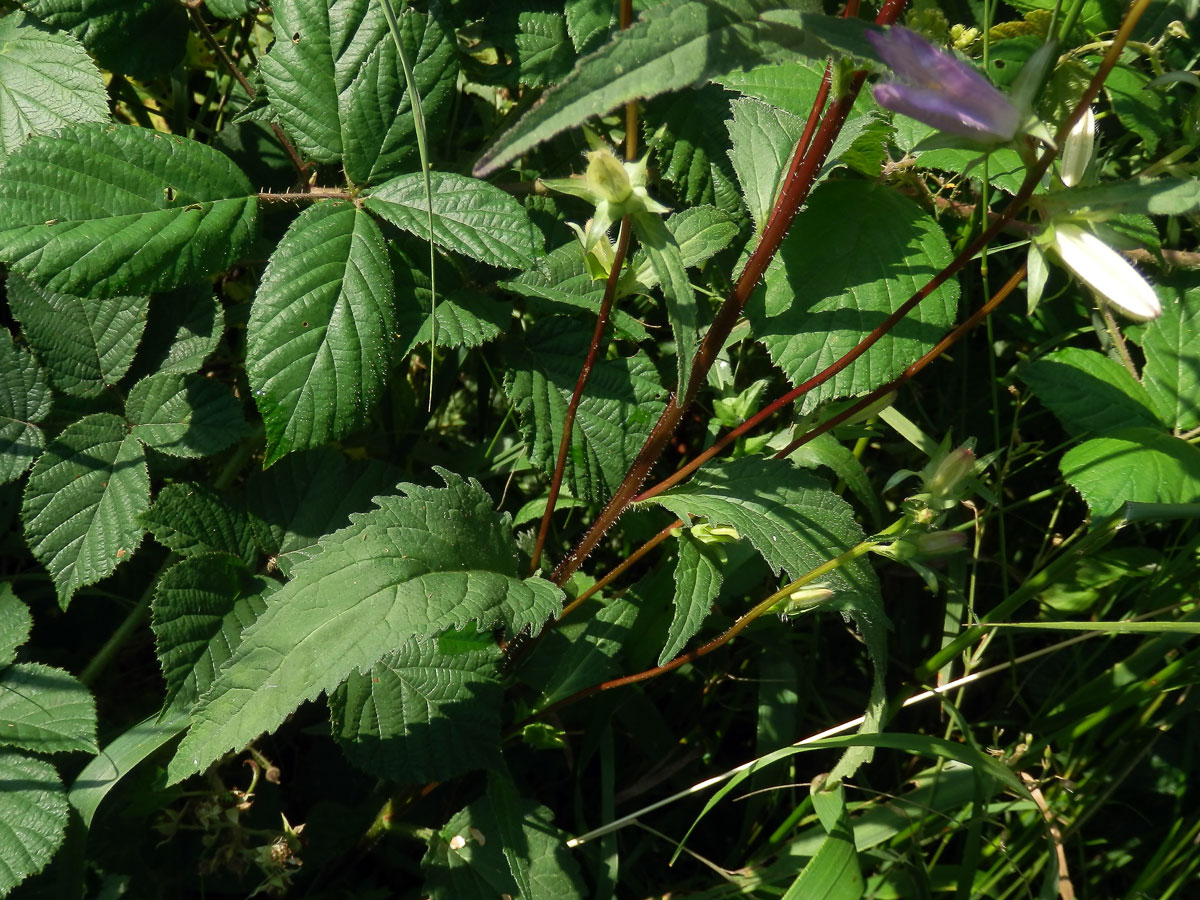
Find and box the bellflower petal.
[1059,107,1095,187]
[1050,223,1161,320]
[868,26,1020,144]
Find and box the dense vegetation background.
[0,0,1197,897]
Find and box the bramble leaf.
[330,634,504,783]
[661,531,724,665]
[0,751,68,896]
[365,171,543,269]
[0,584,32,666]
[1128,280,1200,434]
[0,12,108,159]
[247,202,394,466]
[6,274,147,399]
[166,470,561,783]
[141,483,258,563]
[0,662,97,754]
[21,413,149,608]
[0,329,51,485]
[127,373,250,458]
[0,124,258,298]
[1061,428,1200,519]
[1021,347,1165,438]
[135,284,225,377]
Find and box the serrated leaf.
[0,124,258,298]
[166,469,562,783]
[262,1,456,184]
[652,84,744,215]
[505,317,668,502]
[718,57,829,118]
[515,12,574,88]
[141,483,257,562]
[422,789,586,900]
[206,0,254,18]
[1129,279,1200,433]
[22,412,149,608]
[727,98,807,234]
[399,289,511,353]
[1061,428,1200,519]
[660,531,724,665]
[19,0,187,80]
[785,432,883,528]
[247,202,394,466]
[6,274,148,398]
[0,751,68,896]
[0,662,97,754]
[1020,347,1164,438]
[136,283,225,376]
[633,212,697,394]
[365,171,542,269]
[330,634,503,783]
[0,12,108,159]
[152,553,271,712]
[913,146,1026,195]
[0,329,50,485]
[748,181,958,411]
[474,0,818,177]
[565,0,615,53]
[126,372,249,458]
[0,584,32,667]
[245,449,399,565]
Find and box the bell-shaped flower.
[1046,222,1161,320]
[1059,107,1095,187]
[867,26,1021,145]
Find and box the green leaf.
[661,530,724,664]
[912,146,1033,196]
[632,205,739,287]
[244,449,399,566]
[140,483,257,562]
[748,181,959,411]
[19,0,187,80]
[126,373,249,458]
[166,469,562,783]
[247,202,394,467]
[0,583,32,666]
[261,0,456,184]
[515,12,574,88]
[632,212,697,395]
[422,789,585,900]
[652,84,744,215]
[718,57,828,117]
[1061,428,1200,520]
[399,289,511,353]
[365,171,542,269]
[1044,177,1200,218]
[0,751,68,896]
[781,783,863,900]
[1129,279,1200,433]
[474,0,815,177]
[151,553,271,713]
[0,329,51,485]
[0,12,108,159]
[21,412,149,608]
[6,274,148,398]
[565,0,615,53]
[0,662,97,754]
[505,317,669,502]
[0,124,258,298]
[1020,347,1165,438]
[136,284,225,376]
[1103,63,1167,154]
[330,634,504,783]
[727,98,807,235]
[785,432,884,529]
[205,0,254,17]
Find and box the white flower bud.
[1049,223,1161,320]
[1060,107,1095,187]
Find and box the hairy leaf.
[0,751,68,896]
[141,483,257,562]
[0,329,51,485]
[0,124,258,298]
[748,180,958,411]
[0,584,32,667]
[661,531,724,665]
[247,202,394,466]
[1128,280,1199,433]
[1021,347,1164,438]
[515,11,574,88]
[0,12,108,159]
[505,317,668,502]
[475,0,818,176]
[22,413,149,608]
[727,98,807,234]
[167,470,561,783]
[633,212,697,395]
[6,274,148,398]
[0,662,97,754]
[1061,428,1200,519]
[365,171,542,269]
[262,0,456,184]
[127,373,249,458]
[565,0,616,53]
[152,553,271,712]
[330,634,504,783]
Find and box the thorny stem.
[551,0,1149,587]
[529,217,633,576]
[257,187,355,203]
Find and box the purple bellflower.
[867,26,1021,145]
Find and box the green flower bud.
[585,147,632,204]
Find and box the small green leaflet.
[1128,279,1200,434]
[0,329,51,485]
[166,470,562,783]
[0,584,33,666]
[1061,427,1200,519]
[1020,347,1165,438]
[126,372,250,458]
[247,202,394,467]
[0,752,68,897]
[0,124,258,298]
[0,662,98,755]
[141,483,258,563]
[22,413,150,608]
[661,530,724,665]
[0,12,108,159]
